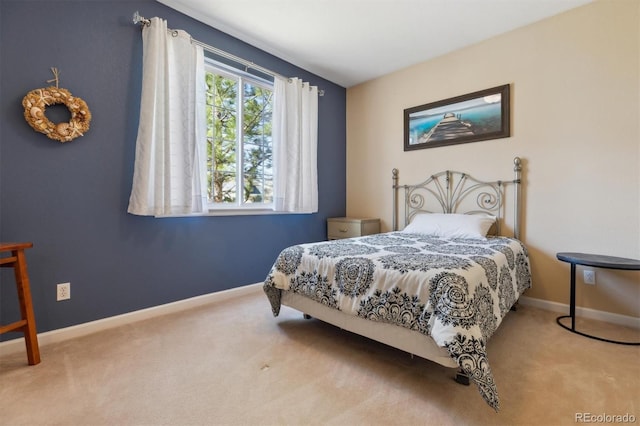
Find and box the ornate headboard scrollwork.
[393,157,523,239]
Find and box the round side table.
[556,252,640,346]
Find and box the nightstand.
[327,217,380,240]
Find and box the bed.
[263,157,531,411]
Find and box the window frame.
[204,58,275,214]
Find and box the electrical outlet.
[583,270,596,285]
[57,282,71,301]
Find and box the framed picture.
[404,84,510,151]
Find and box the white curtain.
[127,17,207,216]
[272,77,319,213]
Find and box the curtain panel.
[127,17,207,217]
[273,77,319,213]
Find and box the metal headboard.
[392,157,523,239]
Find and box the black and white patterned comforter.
[263,232,531,411]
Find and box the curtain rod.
[132,12,324,96]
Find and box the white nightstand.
[327,217,380,240]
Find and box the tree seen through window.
[205,63,273,207]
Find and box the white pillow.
[401,213,496,239]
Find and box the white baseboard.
[3,286,637,357]
[0,283,263,357]
[519,296,640,329]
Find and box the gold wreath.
[22,86,91,142]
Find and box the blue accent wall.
[0,0,346,337]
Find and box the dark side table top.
[557,252,640,270]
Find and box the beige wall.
[346,0,639,317]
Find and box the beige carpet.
[1,288,638,426]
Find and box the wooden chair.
[0,242,40,365]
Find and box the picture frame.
[404,84,510,151]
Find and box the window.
[130,21,318,217]
[205,60,274,210]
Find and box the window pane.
[262,179,273,204]
[242,81,273,205]
[243,172,272,204]
[207,72,239,204]
[243,82,272,146]
[213,171,236,203]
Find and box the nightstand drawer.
[327,217,380,240]
[328,221,362,239]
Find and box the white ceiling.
[157,0,594,88]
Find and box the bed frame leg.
[455,370,471,386]
[303,313,312,319]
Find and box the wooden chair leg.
[1,242,40,365]
[12,248,40,365]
